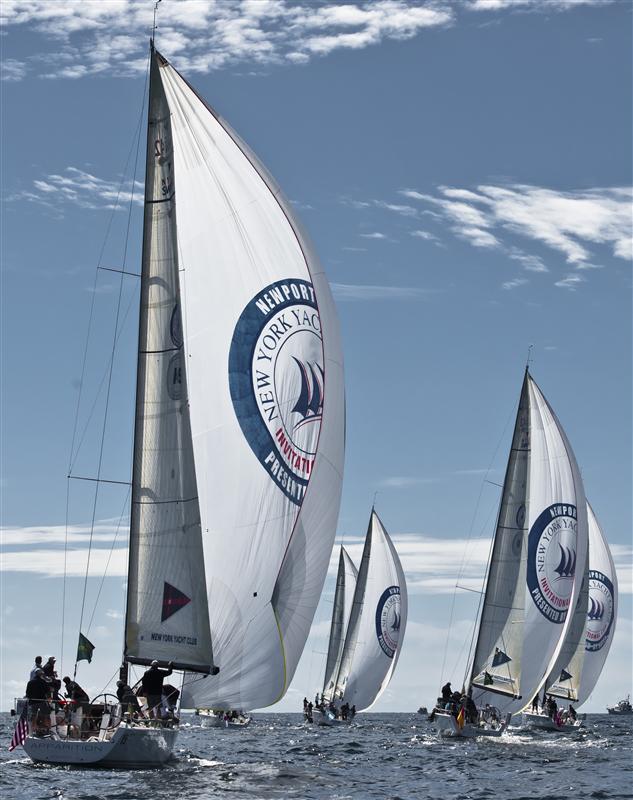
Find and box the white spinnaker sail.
[125,53,214,671]
[545,567,589,702]
[156,52,345,710]
[323,548,358,700]
[577,503,618,706]
[471,372,588,715]
[338,512,407,711]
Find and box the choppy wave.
[0,713,630,800]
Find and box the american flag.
[8,706,28,751]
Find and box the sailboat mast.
[122,39,156,674]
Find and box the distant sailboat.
[15,38,344,765]
[435,369,589,738]
[313,510,407,726]
[523,502,618,731]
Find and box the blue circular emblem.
[375,586,401,659]
[228,279,323,506]
[585,569,615,652]
[527,504,578,624]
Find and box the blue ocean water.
[0,712,631,800]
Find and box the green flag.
[483,671,494,686]
[77,633,95,664]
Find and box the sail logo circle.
[229,278,323,506]
[586,569,615,652]
[375,586,401,659]
[527,504,578,624]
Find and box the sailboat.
[313,510,407,726]
[522,502,618,731]
[434,369,589,738]
[16,39,344,766]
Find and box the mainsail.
[335,511,408,711]
[322,547,358,700]
[469,370,589,715]
[125,51,214,673]
[140,49,345,710]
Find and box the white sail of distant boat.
[331,510,408,712]
[577,503,618,704]
[322,548,358,701]
[522,501,617,728]
[17,40,344,766]
[466,370,589,717]
[148,52,345,713]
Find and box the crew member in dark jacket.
[141,661,173,718]
[25,669,51,729]
[62,676,90,709]
[116,680,143,716]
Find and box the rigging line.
[438,397,519,691]
[60,478,71,679]
[67,109,146,474]
[86,486,131,636]
[74,65,149,677]
[68,288,137,476]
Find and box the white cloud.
[554,273,586,291]
[0,1,453,80]
[378,476,437,488]
[402,183,633,287]
[467,0,610,11]
[331,283,433,300]
[0,58,27,80]
[502,277,528,290]
[410,229,437,241]
[1,519,128,547]
[10,167,143,211]
[359,231,388,239]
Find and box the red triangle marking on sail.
[162,582,191,622]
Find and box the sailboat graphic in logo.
[554,544,576,581]
[291,358,324,430]
[588,597,604,621]
[390,610,401,633]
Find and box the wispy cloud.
[359,231,388,239]
[401,183,633,288]
[0,58,27,81]
[1,1,454,80]
[9,167,143,211]
[502,277,528,290]
[467,0,610,11]
[378,476,437,488]
[331,283,435,301]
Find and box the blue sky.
[1,0,631,713]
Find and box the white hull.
[522,711,583,732]
[433,711,508,738]
[196,710,251,729]
[607,708,632,715]
[312,708,350,727]
[22,725,178,768]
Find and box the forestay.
[154,50,345,710]
[125,53,214,673]
[323,548,358,700]
[337,512,407,711]
[470,371,589,715]
[577,503,618,705]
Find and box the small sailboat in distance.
[313,510,407,726]
[13,33,344,765]
[522,502,617,732]
[434,369,589,738]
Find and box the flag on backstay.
[8,706,28,751]
[77,633,95,664]
[483,671,494,685]
[559,668,573,682]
